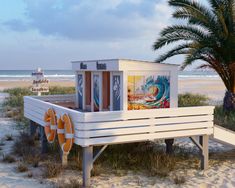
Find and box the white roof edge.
[71,58,179,67]
[119,59,179,67]
[71,59,119,63]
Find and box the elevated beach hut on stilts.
[24,59,235,187]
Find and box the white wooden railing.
[24,95,214,147]
[33,94,76,103]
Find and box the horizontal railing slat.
[24,112,45,126]
[33,94,76,102]
[76,115,213,130]
[75,128,213,147]
[83,106,215,122]
[76,122,213,138]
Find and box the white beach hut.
[72,59,178,112]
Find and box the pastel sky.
[0,0,187,70]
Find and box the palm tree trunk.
[223,63,235,111]
[223,91,235,111]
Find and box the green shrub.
[46,86,75,95]
[2,86,75,127]
[214,105,235,131]
[178,93,209,107]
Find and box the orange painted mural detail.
[128,75,170,110]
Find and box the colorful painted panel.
[77,74,83,109]
[128,75,170,110]
[93,74,100,111]
[112,75,121,111]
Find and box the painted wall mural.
[112,75,121,111]
[128,75,170,110]
[93,74,100,111]
[77,74,83,109]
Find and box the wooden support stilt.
[29,120,38,138]
[82,146,93,187]
[62,153,68,166]
[200,135,209,170]
[165,139,174,155]
[39,126,48,154]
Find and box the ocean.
[0,70,219,81]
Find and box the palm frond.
[153,0,235,92]
[169,0,217,28]
[155,43,192,62]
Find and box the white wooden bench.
[24,95,214,187]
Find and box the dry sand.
[0,94,53,187]
[179,78,226,101]
[0,80,75,91]
[0,77,226,101]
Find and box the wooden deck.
[24,94,217,187]
[24,94,214,147]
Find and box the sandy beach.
[0,77,226,101]
[178,78,226,101]
[0,80,75,91]
[0,77,234,187]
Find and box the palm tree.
[153,0,235,111]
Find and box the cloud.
[3,0,173,41]
[4,19,29,32]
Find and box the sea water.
[0,70,219,81]
[0,70,75,81]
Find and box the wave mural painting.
[128,75,170,110]
[93,74,100,111]
[77,74,83,109]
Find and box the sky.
[0,0,185,70]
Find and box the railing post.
[39,126,48,154]
[200,135,209,170]
[29,120,38,138]
[83,146,93,187]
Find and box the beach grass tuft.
[17,162,28,172]
[173,174,186,185]
[56,178,82,188]
[5,134,13,141]
[0,140,5,146]
[27,171,33,178]
[42,161,63,178]
[178,93,209,107]
[2,154,16,163]
[13,132,37,157]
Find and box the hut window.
[93,74,100,112]
[112,75,121,111]
[77,74,83,109]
